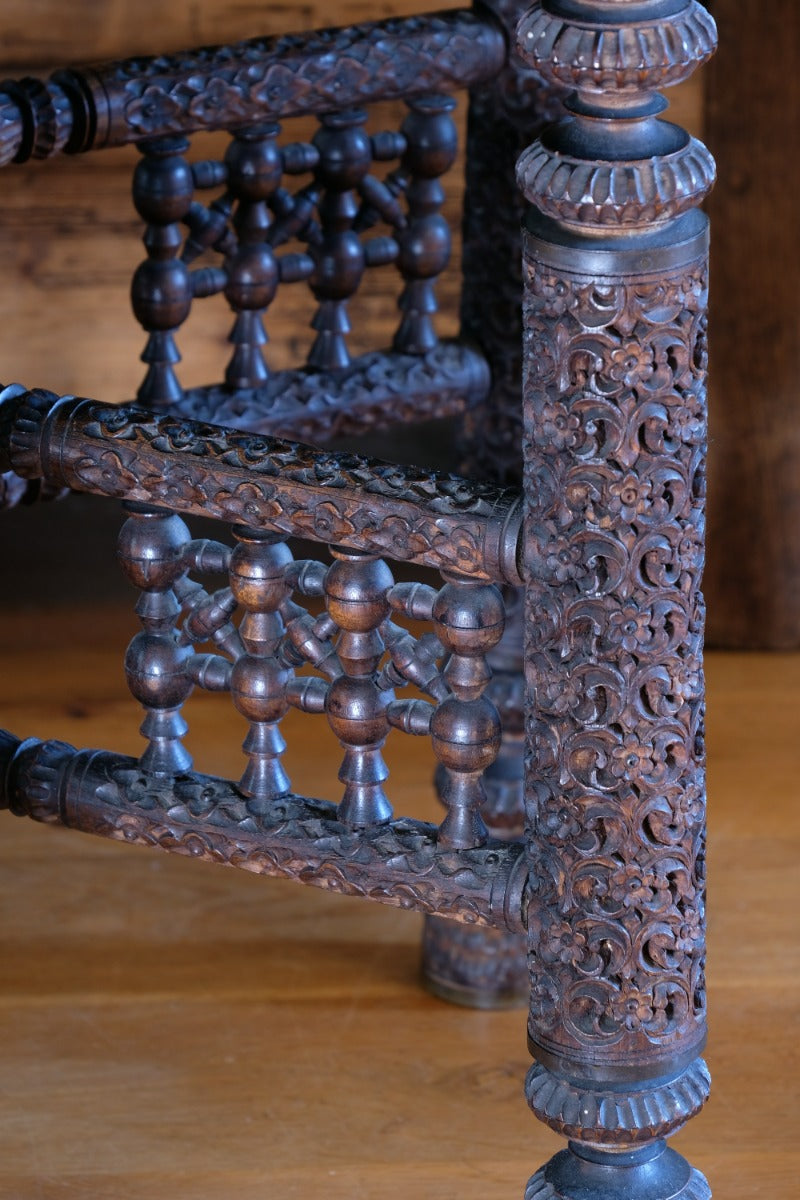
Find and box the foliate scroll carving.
[522,246,708,1076]
[0,388,523,585]
[1,737,528,930]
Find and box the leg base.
[421,914,527,1009]
[526,1144,711,1200]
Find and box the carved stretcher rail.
[171,341,490,441]
[0,733,528,931]
[0,8,506,166]
[0,385,523,584]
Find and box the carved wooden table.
[0,2,715,1197]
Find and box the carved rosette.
[523,235,709,1080]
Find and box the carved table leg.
[422,0,566,1010]
[517,1,716,1195]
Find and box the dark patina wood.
[0,733,527,930]
[0,386,523,585]
[0,4,717,1199]
[518,1,714,1197]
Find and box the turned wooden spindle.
[307,111,371,370]
[223,125,283,389]
[228,528,294,804]
[118,505,194,776]
[421,0,561,1012]
[430,574,504,850]
[324,549,394,827]
[393,94,457,356]
[131,137,195,407]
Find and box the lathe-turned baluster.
[228,528,293,804]
[131,137,195,407]
[223,126,282,389]
[394,95,457,356]
[324,549,394,827]
[117,505,194,775]
[430,574,504,850]
[308,111,371,370]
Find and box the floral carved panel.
[522,239,709,1075]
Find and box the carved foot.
[421,915,526,1008]
[526,1144,710,1200]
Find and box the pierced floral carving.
[522,245,708,1074]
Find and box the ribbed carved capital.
[0,76,81,166]
[517,1,717,95]
[517,129,715,229]
[1,735,74,823]
[525,1058,710,1144]
[0,384,62,477]
[515,0,717,232]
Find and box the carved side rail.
[0,9,505,166]
[0,734,528,931]
[0,385,523,584]
[171,344,490,443]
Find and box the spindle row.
[118,504,507,850]
[132,97,457,410]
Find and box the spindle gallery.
[0,3,716,1198]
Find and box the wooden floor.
[1,544,798,1198]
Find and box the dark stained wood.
[0,3,725,1200]
[0,388,523,584]
[703,0,800,647]
[517,2,714,1196]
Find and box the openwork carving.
[129,96,466,420]
[523,246,708,1074]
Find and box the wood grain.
[0,586,797,1198]
[703,0,800,646]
